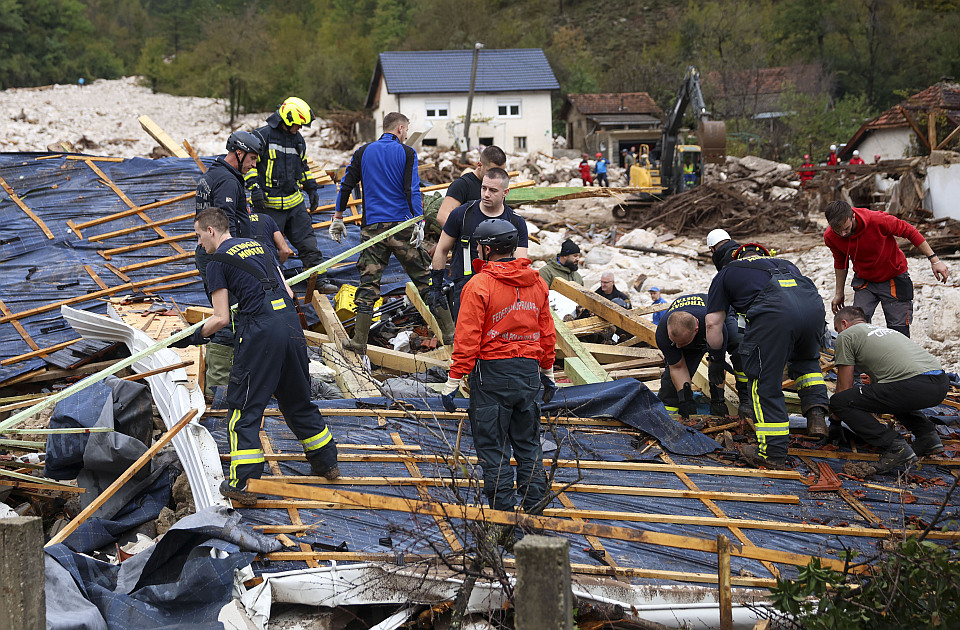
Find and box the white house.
[364,49,560,156]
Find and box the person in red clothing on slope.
[824,200,950,337]
[798,154,815,187]
[578,154,594,186]
[440,218,557,515]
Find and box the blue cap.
[648,286,661,292]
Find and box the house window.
[479,137,494,147]
[514,136,527,151]
[421,138,437,147]
[425,101,449,119]
[497,101,521,118]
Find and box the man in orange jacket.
[440,218,557,514]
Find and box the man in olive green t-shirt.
[830,306,947,473]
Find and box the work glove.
[540,368,558,404]
[440,377,462,413]
[170,327,209,349]
[409,221,425,249]
[707,348,726,387]
[428,269,448,310]
[250,188,266,212]
[710,399,729,418]
[677,382,696,420]
[817,418,847,447]
[308,189,320,212]
[328,217,346,243]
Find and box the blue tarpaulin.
[0,152,412,381]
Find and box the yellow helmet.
[278,97,313,127]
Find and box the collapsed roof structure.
[1,120,959,630]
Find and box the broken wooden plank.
[551,310,610,384]
[137,115,190,158]
[86,212,193,243]
[0,175,55,239]
[312,292,381,398]
[580,343,661,364]
[246,479,858,572]
[404,282,452,360]
[551,278,658,346]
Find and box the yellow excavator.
[628,65,726,200]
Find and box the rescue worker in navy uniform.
[654,294,733,420]
[330,112,452,351]
[430,168,529,321]
[440,219,557,515]
[705,245,830,468]
[172,208,339,505]
[247,96,336,293]
[249,211,293,265]
[194,131,262,396]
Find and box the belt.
[921,369,944,376]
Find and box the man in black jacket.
[194,130,262,396]
[247,96,335,292]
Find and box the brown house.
[560,92,663,164]
[841,81,960,161]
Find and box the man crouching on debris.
[830,306,946,473]
[172,208,339,505]
[655,294,731,421]
[440,219,557,514]
[704,244,829,469]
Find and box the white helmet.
[706,228,731,248]
[853,149,860,156]
[830,144,837,152]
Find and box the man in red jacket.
[441,218,557,514]
[824,201,949,337]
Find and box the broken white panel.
[239,563,768,629]
[926,163,960,220]
[61,305,229,510]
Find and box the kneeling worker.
[173,208,339,505]
[830,306,946,473]
[655,294,731,420]
[440,219,557,514]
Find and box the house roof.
[365,49,559,107]
[842,81,960,158]
[561,92,663,120]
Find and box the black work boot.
[314,274,339,294]
[343,311,372,354]
[912,430,945,458]
[220,480,258,506]
[739,444,789,470]
[805,407,829,439]
[875,438,918,473]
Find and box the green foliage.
[768,539,960,629]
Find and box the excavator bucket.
[698,120,726,164]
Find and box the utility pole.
[461,42,484,163]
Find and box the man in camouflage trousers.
[330,112,449,352]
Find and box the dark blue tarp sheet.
[201,383,960,586]
[45,507,275,630]
[0,152,410,382]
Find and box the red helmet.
[595,152,602,158]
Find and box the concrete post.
[514,535,572,630]
[0,516,45,629]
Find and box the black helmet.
[472,218,518,254]
[226,131,263,154]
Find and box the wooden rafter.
[0,175,55,239]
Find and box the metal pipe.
[461,42,484,162]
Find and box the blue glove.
[441,391,458,413]
[170,327,208,348]
[308,189,320,211]
[440,377,462,412]
[540,368,558,404]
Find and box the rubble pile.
[628,155,814,236]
